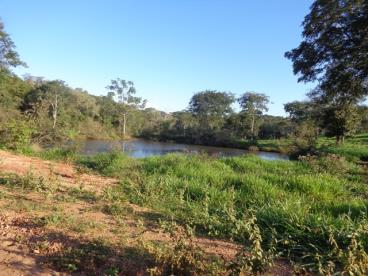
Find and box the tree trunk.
[336,134,345,145]
[52,94,58,129]
[251,114,255,136]
[122,113,126,139]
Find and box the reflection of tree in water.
[107,142,122,152]
[81,140,287,160]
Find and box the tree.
[258,115,292,139]
[358,105,368,133]
[323,104,359,144]
[238,92,269,137]
[21,80,70,144]
[0,20,28,111]
[0,19,26,70]
[188,90,234,130]
[284,101,312,124]
[172,111,196,137]
[106,78,146,138]
[71,88,99,118]
[308,88,360,143]
[285,0,368,142]
[284,100,323,146]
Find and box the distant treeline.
[1,15,368,150]
[0,72,170,146]
[1,69,368,150]
[0,70,294,148]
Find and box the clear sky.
[1,0,314,115]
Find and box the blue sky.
[1,0,314,115]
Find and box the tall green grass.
[239,133,368,161]
[77,152,368,272]
[318,134,368,161]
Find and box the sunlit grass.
[318,134,368,161]
[75,151,368,271]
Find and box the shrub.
[76,152,135,177]
[327,227,368,275]
[0,119,34,151]
[142,221,224,275]
[228,215,276,274]
[248,145,259,152]
[0,172,49,192]
[299,154,351,175]
[36,147,77,161]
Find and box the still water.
[80,139,288,161]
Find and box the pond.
[79,139,289,161]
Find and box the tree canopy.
[238,92,269,137]
[285,0,368,103]
[285,0,368,142]
[0,19,25,70]
[188,90,234,117]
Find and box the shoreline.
[81,136,291,154]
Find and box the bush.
[248,145,259,152]
[142,221,224,275]
[0,173,49,192]
[0,119,34,151]
[76,152,135,177]
[228,215,276,274]
[299,154,351,175]
[36,147,77,161]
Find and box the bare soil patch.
[0,151,271,275]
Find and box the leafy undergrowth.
[77,152,368,274]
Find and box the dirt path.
[0,151,242,275]
[0,150,117,194]
[0,214,65,276]
[0,150,119,275]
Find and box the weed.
[35,147,77,162]
[104,266,120,276]
[248,145,259,152]
[36,213,67,226]
[76,151,136,177]
[142,220,225,275]
[103,202,132,217]
[0,172,53,193]
[228,214,276,274]
[67,187,98,203]
[299,153,352,175]
[48,239,114,273]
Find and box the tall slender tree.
[238,92,269,137]
[106,78,146,138]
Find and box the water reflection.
[79,139,289,161]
